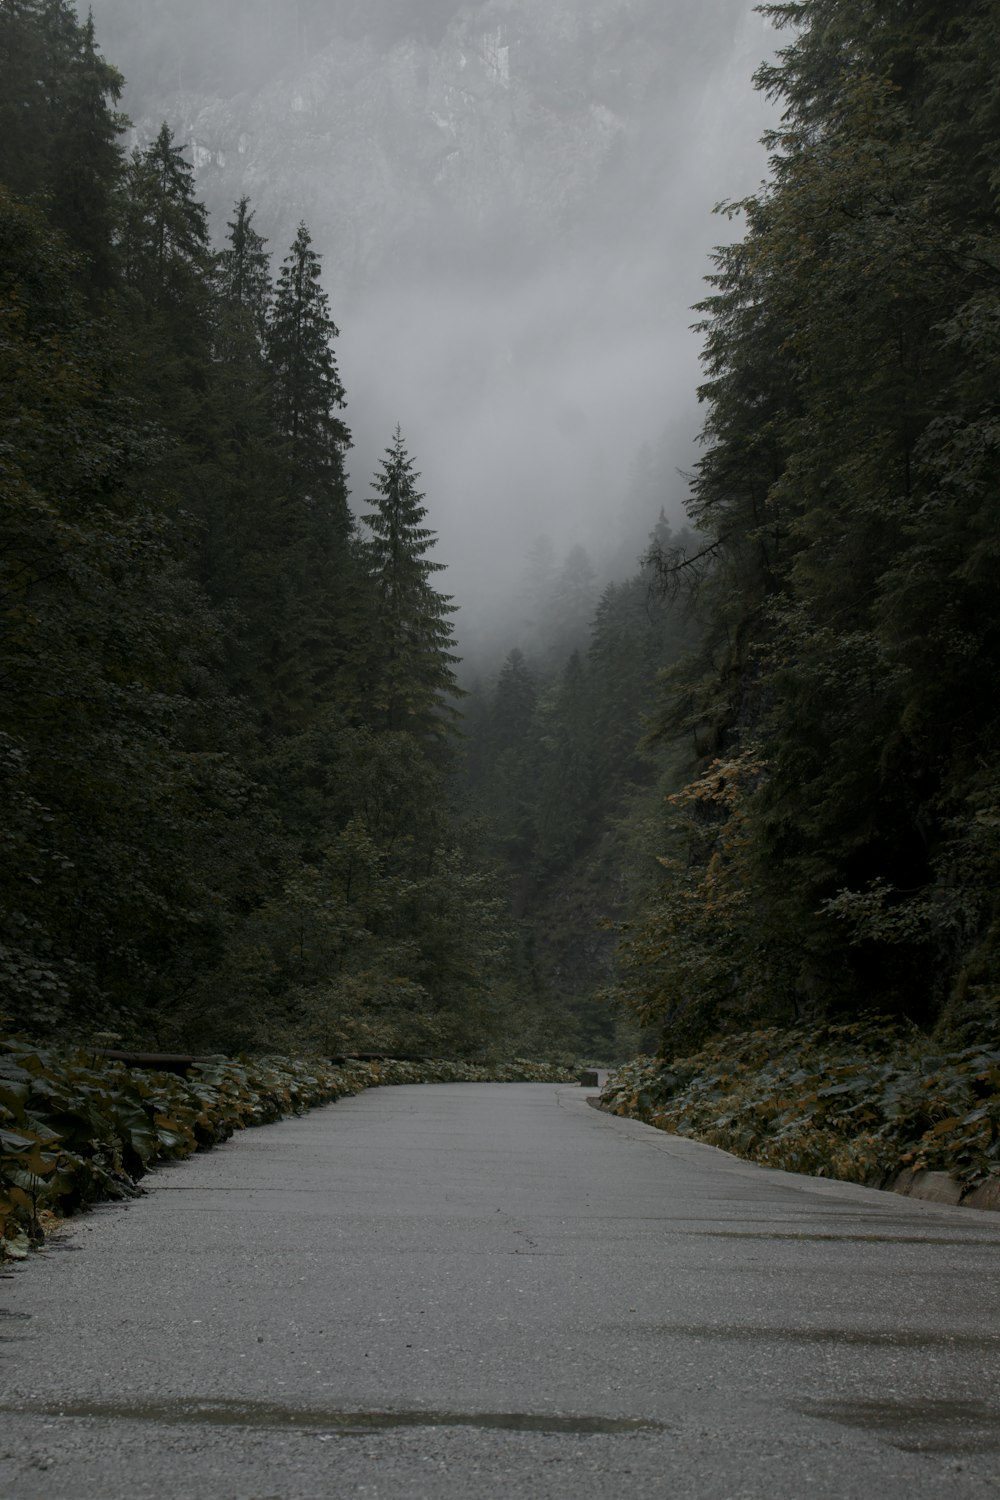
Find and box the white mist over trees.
[87,0,775,667]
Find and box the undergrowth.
[600,1018,1000,1196]
[0,1043,575,1257]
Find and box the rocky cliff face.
[91,0,751,294]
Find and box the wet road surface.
[2,1082,999,1498]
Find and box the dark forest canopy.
[0,0,546,1059]
[616,0,1000,1051]
[1,0,998,1063]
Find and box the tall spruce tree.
[268,220,350,492]
[49,11,125,294]
[0,184,255,1039]
[0,0,76,194]
[0,1,125,294]
[483,648,540,876]
[193,196,277,610]
[361,429,462,742]
[119,122,213,315]
[534,651,595,871]
[256,221,358,732]
[546,544,598,668]
[217,195,272,345]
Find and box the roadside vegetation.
[601,1018,1000,1198]
[0,1039,575,1258]
[3,0,999,1196]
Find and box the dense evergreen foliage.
[462,517,700,1054]
[361,432,462,741]
[0,0,540,1059]
[3,0,999,1074]
[613,0,1000,1053]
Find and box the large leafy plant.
[0,1041,575,1256]
[601,1018,1000,1194]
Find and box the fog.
[89,0,777,670]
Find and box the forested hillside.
[0,0,550,1060]
[609,0,1000,1053]
[2,0,998,1068]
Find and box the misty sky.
[89,0,777,668]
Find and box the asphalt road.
[2,1082,999,1499]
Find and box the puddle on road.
[616,1324,1000,1352]
[2,1398,664,1439]
[801,1398,1000,1455]
[0,1311,33,1338]
[697,1231,999,1247]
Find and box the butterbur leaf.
[0,1049,576,1261]
[0,1083,30,1116]
[23,1142,61,1177]
[10,1168,52,1195]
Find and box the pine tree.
[490,649,538,758]
[0,1,49,196]
[0,1,125,295]
[49,11,125,294]
[255,222,358,732]
[0,184,253,1038]
[267,220,350,491]
[535,651,595,870]
[193,196,278,610]
[547,544,598,667]
[0,1,76,193]
[217,195,272,347]
[119,122,213,313]
[361,429,462,742]
[516,533,557,651]
[485,648,540,873]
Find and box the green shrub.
[600,1019,1000,1195]
[0,1042,575,1256]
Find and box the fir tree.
[217,195,272,347]
[0,0,125,292]
[0,1,77,194]
[546,544,598,667]
[267,220,350,487]
[535,650,595,871]
[485,648,540,873]
[49,11,126,294]
[0,184,251,1038]
[361,429,462,741]
[256,222,358,732]
[119,122,212,312]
